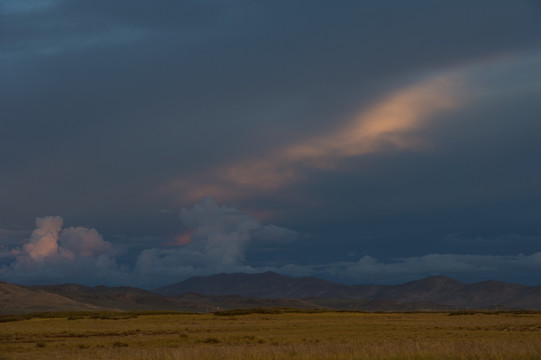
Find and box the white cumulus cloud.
[23,216,64,261]
[1,216,123,285]
[2,209,540,288]
[134,198,299,285]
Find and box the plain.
[1,310,540,360]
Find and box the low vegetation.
[0,310,540,359]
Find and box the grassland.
[0,310,540,359]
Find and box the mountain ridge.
[2,273,540,315]
[154,272,541,309]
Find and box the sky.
[1,0,541,288]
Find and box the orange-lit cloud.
[23,216,64,261]
[174,229,195,246]
[20,216,115,262]
[285,76,458,164]
[162,73,463,204]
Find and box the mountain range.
[155,272,541,309]
[1,272,540,315]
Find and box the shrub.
[202,337,221,344]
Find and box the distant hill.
[32,283,184,311]
[0,280,319,315]
[2,273,540,315]
[154,272,541,310]
[0,281,103,314]
[154,271,361,298]
[30,283,319,314]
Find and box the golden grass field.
[1,310,540,359]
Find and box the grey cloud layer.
[1,1,540,286]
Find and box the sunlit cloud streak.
[163,73,463,204]
[162,50,541,207]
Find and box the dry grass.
[0,310,540,359]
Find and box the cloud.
[0,216,122,285]
[133,249,541,287]
[178,198,260,265]
[0,203,299,286]
[0,228,30,258]
[161,70,464,204]
[20,216,115,262]
[321,252,541,284]
[0,0,58,14]
[0,0,148,62]
[2,206,539,288]
[179,198,297,260]
[60,226,115,258]
[0,228,30,238]
[134,198,299,285]
[131,201,541,286]
[23,216,64,261]
[159,50,541,212]
[281,76,459,166]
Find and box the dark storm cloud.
[1,1,541,286]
